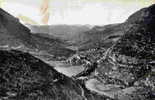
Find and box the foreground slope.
[0,50,111,100]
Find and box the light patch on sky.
[1,0,155,25]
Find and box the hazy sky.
[1,0,155,25]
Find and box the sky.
[1,0,155,25]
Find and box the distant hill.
[28,24,91,42]
[0,8,75,57]
[28,23,124,51]
[76,23,124,50]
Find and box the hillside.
[28,24,91,42]
[29,23,124,51]
[0,49,111,100]
[75,4,155,100]
[0,8,75,58]
[77,23,124,50]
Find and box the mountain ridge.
[0,8,75,58]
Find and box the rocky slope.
[0,49,112,100]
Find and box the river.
[46,60,130,99]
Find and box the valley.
[0,3,155,100]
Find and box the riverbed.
[47,60,122,98]
[48,61,85,77]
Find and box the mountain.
[0,8,75,58]
[28,24,91,42]
[0,49,112,100]
[110,5,155,65]
[69,4,155,100]
[84,4,155,100]
[0,8,34,48]
[77,23,124,50]
[29,23,124,51]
